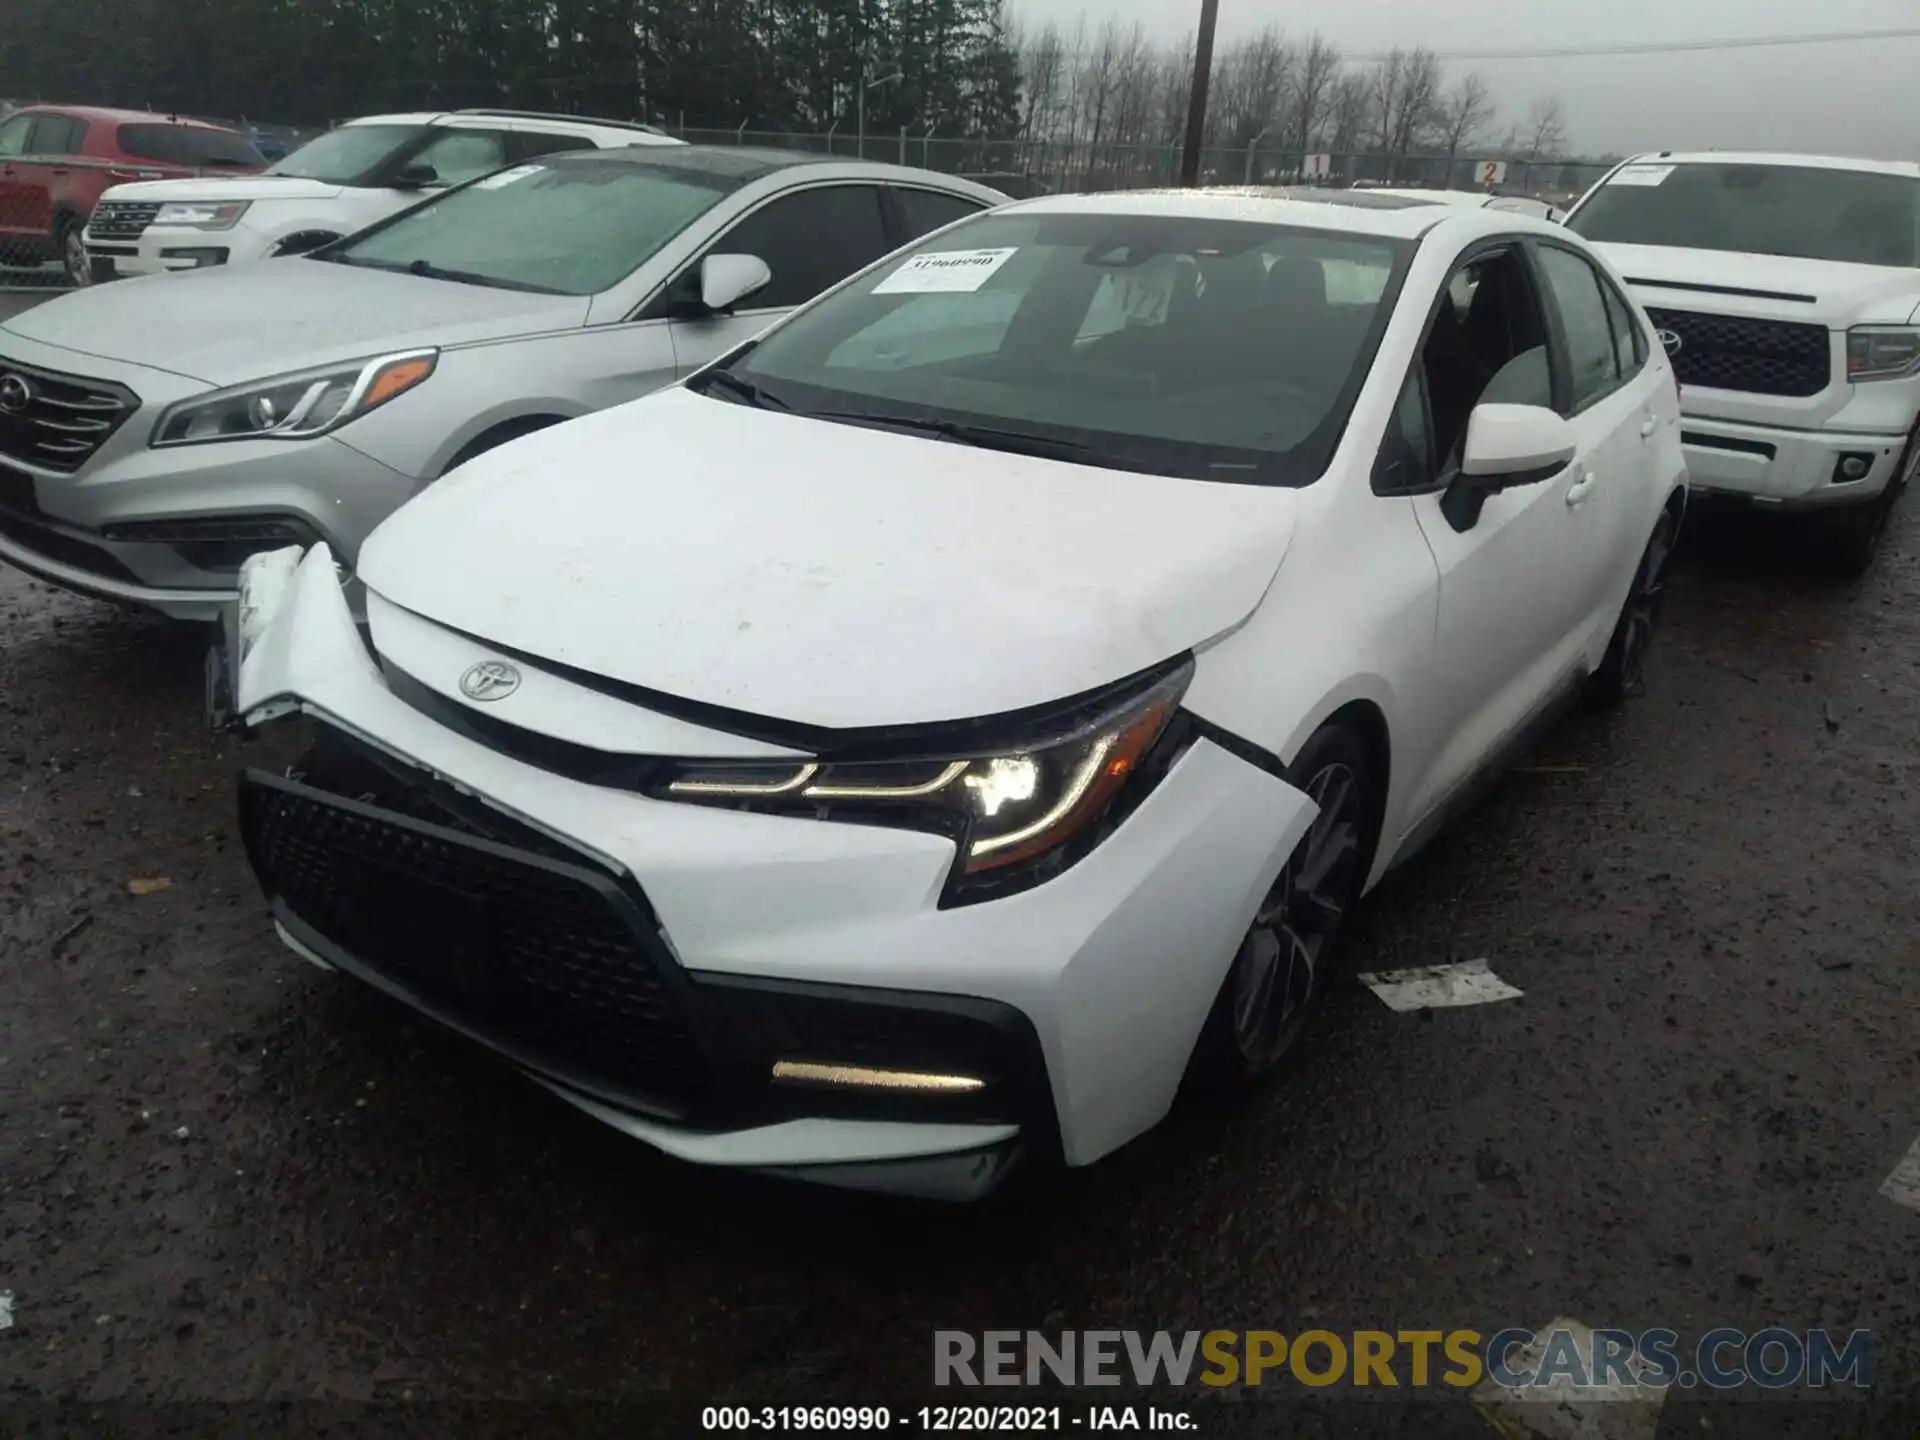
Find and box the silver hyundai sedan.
[0,148,1004,619]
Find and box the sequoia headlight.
[649,661,1193,902]
[151,350,437,447]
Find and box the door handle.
[1640,416,1658,439]
[1565,470,1598,507]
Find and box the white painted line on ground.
[1473,1317,1668,1440]
[1355,958,1523,1012]
[0,1291,12,1330]
[1879,1137,1920,1211]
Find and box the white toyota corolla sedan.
[220,187,1687,1199]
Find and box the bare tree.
[1436,70,1494,166]
[1285,32,1340,157]
[1325,68,1371,163]
[1211,25,1294,149]
[1522,95,1567,162]
[1370,46,1442,180]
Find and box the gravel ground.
[0,282,1916,1429]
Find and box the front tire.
[1186,723,1374,1090]
[1587,505,1677,710]
[1814,436,1912,578]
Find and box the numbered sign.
[1476,159,1509,187]
[1303,153,1332,180]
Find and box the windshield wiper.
[803,409,1098,461]
[691,369,792,411]
[402,259,564,295]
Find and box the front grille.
[1643,307,1832,398]
[239,769,714,1115]
[87,201,162,241]
[0,490,145,584]
[0,358,140,473]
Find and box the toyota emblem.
[0,373,31,415]
[1655,329,1683,356]
[459,659,521,702]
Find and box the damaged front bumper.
[218,546,1318,1196]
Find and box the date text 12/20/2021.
[701,1406,1196,1432]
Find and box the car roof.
[10,104,235,131]
[1623,151,1920,179]
[540,145,1009,197]
[1002,187,1454,238]
[1366,187,1494,208]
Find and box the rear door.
[0,112,38,253]
[665,182,895,375]
[10,114,88,237]
[1529,240,1663,643]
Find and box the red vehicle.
[0,105,266,286]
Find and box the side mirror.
[394,162,439,190]
[699,253,771,314]
[1441,403,1576,532]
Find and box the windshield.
[1569,162,1920,268]
[117,123,264,168]
[332,157,740,295]
[268,124,424,183]
[703,211,1411,485]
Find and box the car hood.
[0,261,589,385]
[359,388,1301,730]
[1593,242,1920,325]
[99,174,344,204]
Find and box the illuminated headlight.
[153,200,251,230]
[1846,326,1920,381]
[151,350,437,447]
[649,661,1193,903]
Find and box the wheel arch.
[438,413,571,477]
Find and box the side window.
[27,116,84,156]
[1599,277,1647,374]
[1421,246,1553,466]
[413,129,509,186]
[512,131,598,163]
[1373,369,1436,495]
[709,185,892,310]
[893,187,984,243]
[1537,245,1624,413]
[0,114,31,157]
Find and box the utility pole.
[1178,0,1221,187]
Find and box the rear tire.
[1184,723,1375,1093]
[1587,505,1677,710]
[56,215,90,288]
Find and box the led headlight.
[151,350,437,447]
[1847,326,1920,381]
[154,200,251,230]
[649,661,1193,902]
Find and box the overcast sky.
[1012,0,1920,160]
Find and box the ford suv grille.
[86,201,163,241]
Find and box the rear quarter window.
[117,124,265,168]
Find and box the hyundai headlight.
[1846,326,1920,381]
[154,200,251,230]
[151,350,437,447]
[647,661,1193,904]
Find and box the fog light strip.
[771,1060,986,1093]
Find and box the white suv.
[1566,151,1920,572]
[82,109,682,281]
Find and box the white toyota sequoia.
[1566,152,1920,572]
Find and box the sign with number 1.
[1303,153,1332,180]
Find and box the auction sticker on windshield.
[474,165,544,190]
[1607,164,1675,187]
[874,247,1018,294]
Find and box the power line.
[1348,25,1920,64]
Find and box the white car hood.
[359,389,1301,730]
[1,260,588,386]
[1594,242,1920,325]
[99,174,345,204]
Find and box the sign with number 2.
[1478,160,1509,186]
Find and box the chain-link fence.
[670,127,1612,206]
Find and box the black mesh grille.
[1643,307,1832,398]
[87,201,162,240]
[0,357,141,473]
[239,772,712,1114]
